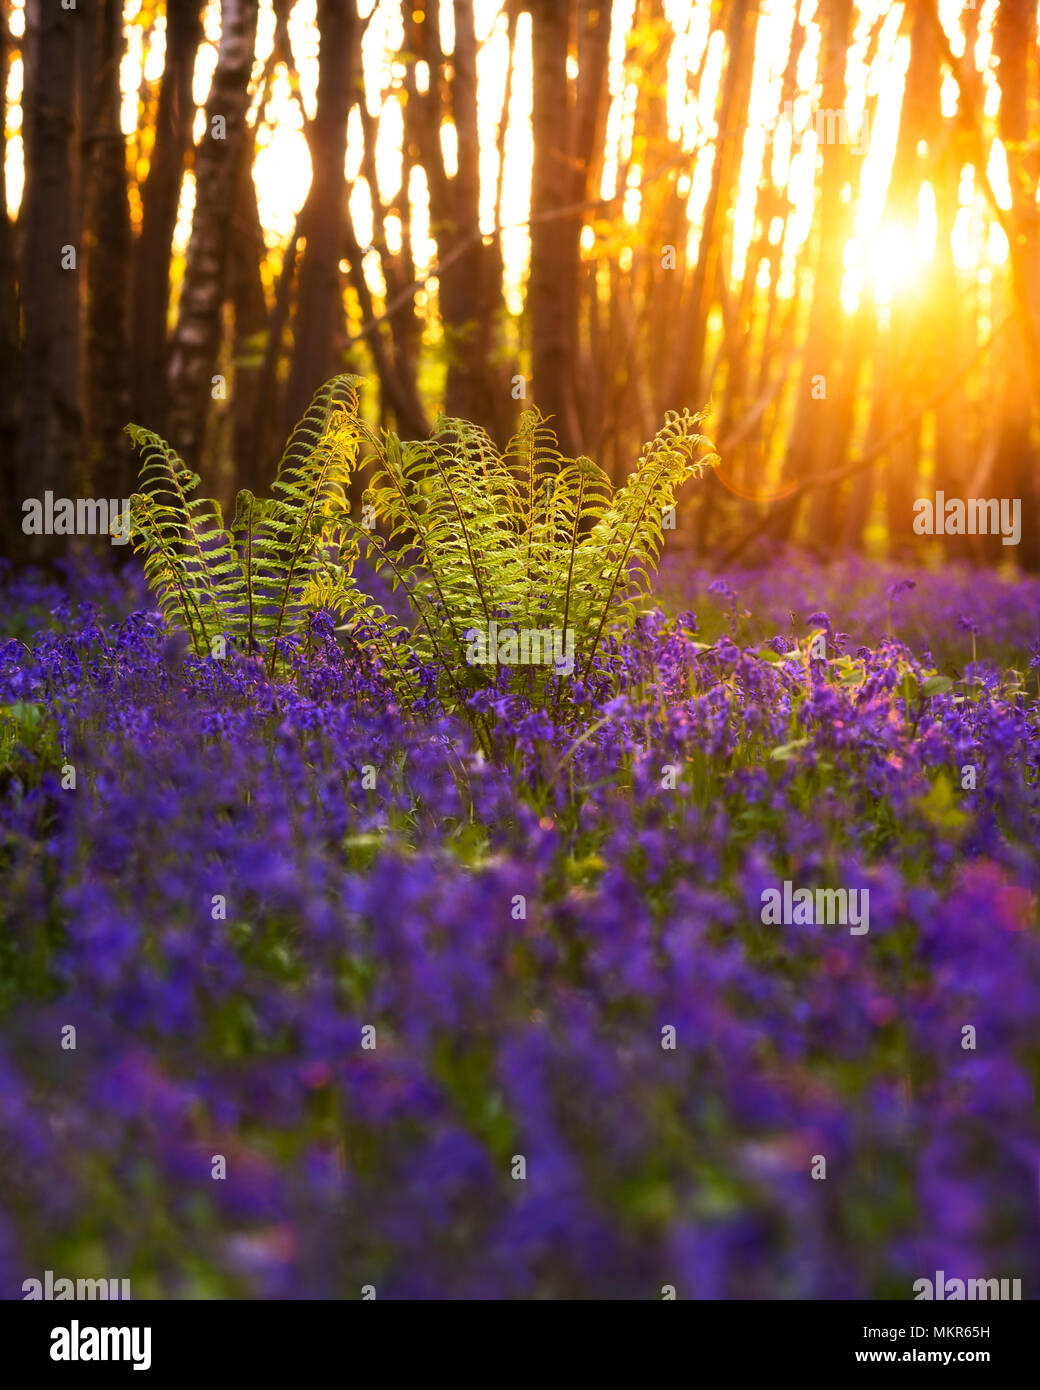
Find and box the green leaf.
[770,738,811,762]
[921,674,954,696]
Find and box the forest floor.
[0,552,1038,1298]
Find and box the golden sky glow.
[1,0,1023,320]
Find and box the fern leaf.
[123,424,235,654]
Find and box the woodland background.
[1,0,1038,567]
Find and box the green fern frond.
[578,409,717,680]
[240,376,365,670]
[123,424,236,655]
[126,371,717,745]
[229,488,276,653]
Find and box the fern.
[123,375,363,668]
[576,409,712,681]
[255,376,360,672]
[124,375,717,745]
[121,429,235,655]
[318,401,717,743]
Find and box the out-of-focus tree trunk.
[529,0,582,456]
[686,0,757,549]
[239,0,298,477]
[924,1,1040,433]
[229,160,269,495]
[284,0,358,431]
[709,0,782,481]
[991,0,1039,570]
[376,88,428,434]
[666,0,753,418]
[355,99,428,438]
[878,0,939,559]
[131,0,203,436]
[0,9,22,541]
[166,0,259,465]
[569,0,611,447]
[84,0,132,503]
[401,1,507,438]
[17,0,84,557]
[840,305,880,552]
[930,23,967,531]
[247,230,299,482]
[772,0,854,546]
[605,0,670,462]
[440,0,489,426]
[341,212,430,439]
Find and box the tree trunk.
[0,10,22,543]
[991,0,1040,570]
[666,0,754,416]
[229,159,270,495]
[401,1,506,438]
[84,0,132,503]
[440,0,489,426]
[686,0,757,548]
[529,0,582,456]
[772,0,854,546]
[166,0,259,465]
[17,0,84,556]
[284,0,359,430]
[570,0,612,448]
[130,0,202,437]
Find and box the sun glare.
[0,0,1012,323]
